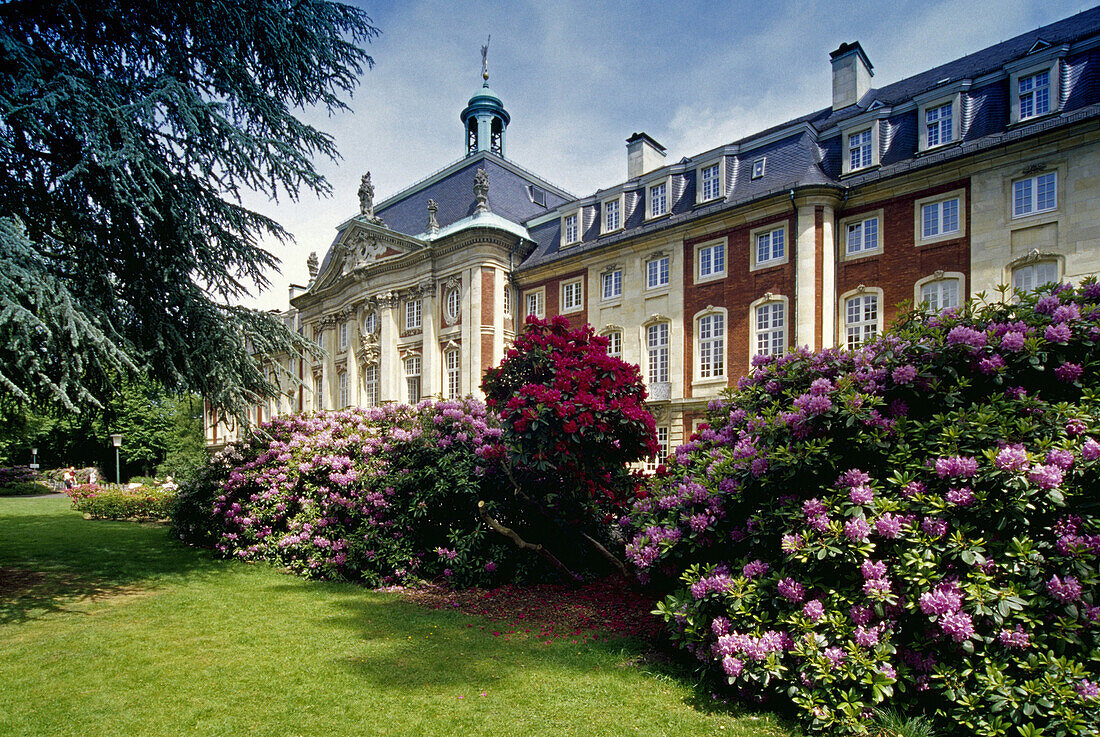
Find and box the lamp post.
[30,447,39,472]
[110,434,122,486]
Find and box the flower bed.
[67,483,177,520]
[626,282,1100,735]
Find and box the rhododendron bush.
[626,283,1100,736]
[173,399,544,586]
[482,315,657,524]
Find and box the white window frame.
[338,371,349,408]
[314,328,325,351]
[695,309,726,383]
[695,238,726,284]
[362,310,378,336]
[914,189,966,245]
[843,126,878,174]
[405,299,422,331]
[646,322,670,384]
[444,286,461,323]
[645,427,669,472]
[840,289,884,350]
[601,194,624,234]
[646,255,670,290]
[696,160,724,204]
[915,272,965,313]
[604,330,622,358]
[524,288,545,319]
[1010,59,1060,124]
[561,210,581,247]
[503,284,511,316]
[561,279,584,314]
[749,296,788,361]
[601,268,622,301]
[750,223,788,270]
[338,322,349,350]
[918,95,961,151]
[647,176,672,219]
[362,364,378,408]
[313,374,324,411]
[1011,170,1058,219]
[444,348,461,399]
[839,210,883,260]
[1011,259,1061,295]
[404,356,421,404]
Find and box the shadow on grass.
[0,497,221,624]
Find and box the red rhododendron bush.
[626,282,1100,736]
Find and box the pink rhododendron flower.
[939,610,974,642]
[1028,464,1064,490]
[803,599,825,621]
[844,518,871,541]
[1047,574,1083,603]
[777,577,805,602]
[995,444,1028,471]
[1083,437,1100,461]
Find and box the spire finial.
[481,35,491,83]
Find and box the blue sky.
[238,0,1090,310]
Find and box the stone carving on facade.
[427,199,440,234]
[378,290,400,308]
[1022,162,1048,177]
[357,172,385,224]
[473,168,490,214]
[442,277,462,327]
[349,231,386,266]
[307,251,318,281]
[357,334,380,366]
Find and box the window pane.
[1014,178,1032,216]
[922,203,938,238]
[1036,172,1057,212]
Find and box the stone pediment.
[311,221,428,293]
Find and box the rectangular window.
[445,349,460,399]
[700,164,721,201]
[606,331,622,358]
[1012,172,1057,218]
[646,256,670,289]
[646,427,669,472]
[405,357,421,404]
[602,269,622,300]
[561,280,583,312]
[845,216,879,255]
[698,242,725,278]
[756,227,785,265]
[751,158,766,179]
[921,279,960,313]
[604,199,621,232]
[315,329,325,351]
[845,295,879,349]
[646,323,669,384]
[1013,261,1059,293]
[363,364,378,408]
[755,303,786,358]
[649,182,668,217]
[405,299,422,330]
[848,129,872,171]
[921,197,960,239]
[1019,70,1051,120]
[339,322,349,350]
[698,313,725,379]
[339,372,348,408]
[313,375,323,411]
[925,102,953,147]
[563,213,579,244]
[525,291,544,318]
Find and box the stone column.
[794,203,818,350]
[421,285,439,398]
[379,294,398,402]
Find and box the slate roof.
[372,151,574,238]
[518,6,1100,272]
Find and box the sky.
[236,0,1091,311]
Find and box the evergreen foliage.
[0,0,378,414]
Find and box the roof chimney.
[626,132,667,179]
[830,42,874,111]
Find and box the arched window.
[646,322,669,384]
[696,311,725,379]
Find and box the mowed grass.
[0,496,801,737]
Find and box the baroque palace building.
[207,8,1100,457]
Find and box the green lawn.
[0,496,801,737]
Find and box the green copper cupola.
[460,38,509,157]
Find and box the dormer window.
[698,163,722,202]
[925,102,952,147]
[751,158,766,180]
[603,198,621,233]
[848,129,872,171]
[649,181,667,217]
[562,212,580,246]
[1018,70,1051,120]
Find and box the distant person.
[62,467,75,490]
[88,468,98,485]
